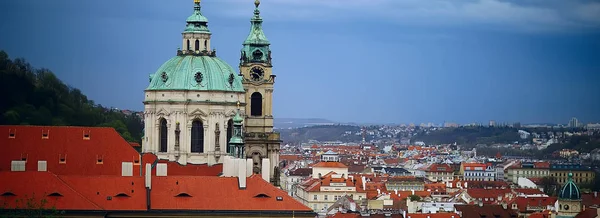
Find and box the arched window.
[186,39,190,50]
[191,120,204,153]
[251,92,262,116]
[204,40,207,50]
[195,39,200,51]
[159,118,167,152]
[226,119,233,153]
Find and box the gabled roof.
[58,175,146,210]
[426,163,454,173]
[312,162,347,168]
[151,175,312,211]
[1,126,141,176]
[0,171,102,210]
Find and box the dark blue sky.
[1,0,599,124]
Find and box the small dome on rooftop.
[558,172,581,200]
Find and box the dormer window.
[48,192,63,197]
[42,130,49,139]
[254,193,271,198]
[115,193,130,198]
[8,129,16,139]
[1,192,16,197]
[59,154,66,164]
[175,193,192,197]
[97,155,103,164]
[83,131,91,140]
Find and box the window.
[159,119,168,152]
[186,39,190,50]
[250,92,263,116]
[195,39,200,51]
[324,195,328,201]
[226,119,233,153]
[313,195,317,200]
[191,120,204,153]
[204,40,207,50]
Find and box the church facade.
[142,0,281,184]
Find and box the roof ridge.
[54,174,104,210]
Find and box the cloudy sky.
[1,0,599,124]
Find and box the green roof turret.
[228,101,245,158]
[240,0,271,65]
[185,0,210,33]
[558,172,581,200]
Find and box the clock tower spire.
[239,0,281,186]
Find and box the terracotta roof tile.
[151,175,312,211]
[312,162,348,168]
[1,126,141,176]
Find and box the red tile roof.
[280,155,302,161]
[513,188,545,195]
[1,126,141,176]
[406,213,460,218]
[151,175,312,211]
[129,142,141,147]
[141,153,222,176]
[58,175,146,210]
[510,196,556,213]
[0,171,102,210]
[426,163,454,173]
[312,162,348,168]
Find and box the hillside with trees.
[411,126,523,145]
[0,50,143,143]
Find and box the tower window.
[250,92,263,116]
[226,119,233,153]
[253,50,263,60]
[195,39,200,51]
[204,40,207,50]
[159,118,168,152]
[186,39,190,50]
[191,120,204,153]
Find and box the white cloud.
[213,0,600,32]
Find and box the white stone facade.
[142,90,245,165]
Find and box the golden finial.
[254,0,260,8]
[237,101,241,109]
[194,0,200,4]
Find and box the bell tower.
[239,0,281,185]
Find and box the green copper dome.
[146,56,244,92]
[558,172,581,200]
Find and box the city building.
[550,164,595,185]
[424,163,454,182]
[505,162,550,184]
[460,163,496,181]
[568,117,581,128]
[141,0,281,183]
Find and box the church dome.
[558,172,581,200]
[146,55,244,92]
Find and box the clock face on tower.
[250,66,264,82]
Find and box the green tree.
[0,194,65,218]
[0,50,143,144]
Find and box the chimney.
[395,189,398,195]
[595,191,598,198]
[412,190,415,195]
[37,161,47,172]
[156,163,167,176]
[145,163,152,189]
[10,161,25,172]
[377,189,381,195]
[361,176,367,191]
[246,158,253,177]
[232,158,240,177]
[122,162,133,176]
[261,158,271,182]
[223,156,231,177]
[238,159,247,189]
